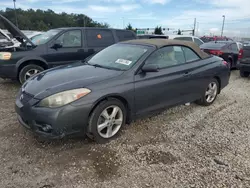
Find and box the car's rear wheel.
[19,64,44,84]
[196,79,219,106]
[240,70,249,78]
[87,98,127,144]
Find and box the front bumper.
[0,64,17,79]
[15,96,92,139]
[236,62,250,72]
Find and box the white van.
[167,35,204,46]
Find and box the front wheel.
[87,98,127,144]
[240,70,249,78]
[19,64,44,84]
[196,79,219,106]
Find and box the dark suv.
[0,14,137,84]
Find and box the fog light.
[41,124,52,132]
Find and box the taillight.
[209,50,223,56]
[222,60,228,66]
[238,48,243,60]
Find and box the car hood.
[22,62,124,99]
[0,14,35,47]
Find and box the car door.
[83,28,117,59]
[45,29,84,67]
[134,45,195,116]
[181,46,206,99]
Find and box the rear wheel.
[19,64,44,84]
[240,70,249,78]
[87,98,127,144]
[196,79,219,106]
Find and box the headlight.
[39,88,91,108]
[0,52,11,60]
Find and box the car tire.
[19,64,44,84]
[196,78,219,106]
[240,70,249,78]
[87,98,127,144]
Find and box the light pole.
[221,15,225,37]
[13,0,18,27]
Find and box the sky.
[1,0,250,37]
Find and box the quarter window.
[116,30,136,41]
[182,47,200,62]
[194,38,203,46]
[231,43,238,51]
[86,29,115,47]
[56,30,82,47]
[145,46,185,69]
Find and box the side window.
[194,38,203,46]
[174,37,193,42]
[231,43,238,51]
[145,46,185,69]
[86,29,115,47]
[116,30,136,42]
[182,47,200,62]
[56,30,82,47]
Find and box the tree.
[126,23,133,30]
[154,26,163,35]
[0,8,109,31]
[177,29,182,35]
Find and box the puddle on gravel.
[138,150,178,165]
[91,148,120,180]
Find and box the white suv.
[167,35,204,46]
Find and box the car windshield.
[31,29,61,45]
[87,43,149,71]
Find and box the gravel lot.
[0,70,250,188]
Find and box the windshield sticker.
[115,59,132,65]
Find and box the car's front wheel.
[240,70,249,78]
[19,64,44,84]
[196,79,219,106]
[87,98,127,143]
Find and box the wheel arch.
[89,94,132,124]
[214,76,221,94]
[17,58,48,76]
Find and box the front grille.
[20,92,34,104]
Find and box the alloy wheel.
[205,82,218,103]
[25,69,40,81]
[97,105,123,139]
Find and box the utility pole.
[13,0,18,27]
[221,15,225,37]
[193,18,196,36]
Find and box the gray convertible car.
[15,39,230,143]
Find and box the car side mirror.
[51,42,62,49]
[142,64,159,72]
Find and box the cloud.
[88,4,140,12]
[160,0,250,36]
[142,0,171,4]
